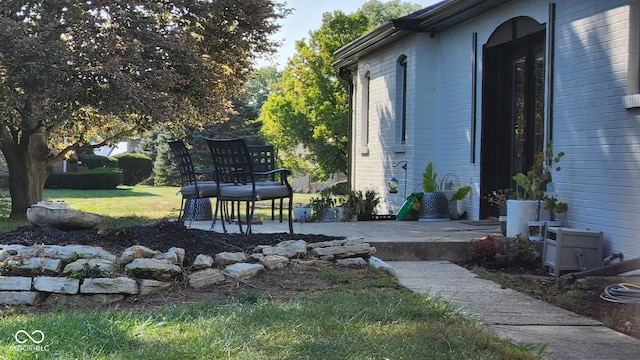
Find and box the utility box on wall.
[543,227,603,277]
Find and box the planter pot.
[293,207,312,222]
[499,216,507,236]
[418,192,450,222]
[506,200,549,237]
[528,220,546,241]
[440,190,461,220]
[322,207,344,222]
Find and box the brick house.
[334,0,640,258]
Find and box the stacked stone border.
[0,237,376,306]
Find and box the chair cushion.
[218,184,290,201]
[180,181,218,198]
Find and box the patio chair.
[206,138,293,234]
[168,140,219,228]
[248,144,284,222]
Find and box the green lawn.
[0,186,317,231]
[0,186,542,359]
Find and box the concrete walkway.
[189,219,640,359]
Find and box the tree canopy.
[259,0,422,181]
[0,0,286,216]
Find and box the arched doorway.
[480,17,547,218]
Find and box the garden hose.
[600,283,640,304]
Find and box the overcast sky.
[256,0,440,69]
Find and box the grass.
[0,186,542,359]
[0,289,540,359]
[0,186,317,231]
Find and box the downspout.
[339,67,354,191]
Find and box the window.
[624,0,640,108]
[359,70,371,154]
[397,56,408,146]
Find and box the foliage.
[422,162,472,201]
[469,236,498,262]
[513,143,565,200]
[77,154,119,170]
[343,189,381,221]
[114,154,154,186]
[513,142,568,220]
[470,235,540,267]
[260,1,422,180]
[44,168,123,190]
[485,188,514,210]
[0,0,286,216]
[308,188,345,222]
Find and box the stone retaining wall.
[0,237,376,306]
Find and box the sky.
[256,0,441,69]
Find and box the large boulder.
[26,201,102,230]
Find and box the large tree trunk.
[1,128,50,218]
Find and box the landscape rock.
[336,257,368,266]
[215,252,246,266]
[33,276,80,294]
[125,258,182,280]
[80,277,139,294]
[261,240,308,258]
[46,245,117,262]
[26,201,102,230]
[259,255,289,270]
[193,254,214,270]
[188,268,226,288]
[225,263,264,280]
[0,276,32,291]
[0,291,47,305]
[138,279,173,296]
[310,243,372,259]
[63,258,118,275]
[154,247,185,265]
[1,257,63,275]
[119,245,162,264]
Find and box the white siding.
[351,0,640,258]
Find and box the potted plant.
[509,143,565,239]
[543,194,568,227]
[309,188,343,222]
[419,162,471,221]
[485,188,514,236]
[293,202,313,223]
[343,189,380,221]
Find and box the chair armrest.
[254,169,292,185]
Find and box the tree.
[259,1,422,181]
[0,0,287,217]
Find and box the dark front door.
[480,27,546,218]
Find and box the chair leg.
[246,200,256,234]
[287,196,293,234]
[210,199,219,231]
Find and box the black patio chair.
[168,139,219,228]
[206,138,293,234]
[248,144,284,222]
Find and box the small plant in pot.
[420,162,471,221]
[485,189,514,236]
[309,188,344,222]
[343,189,380,221]
[511,143,566,239]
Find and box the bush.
[45,168,123,189]
[114,153,154,186]
[77,154,118,169]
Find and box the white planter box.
[506,200,549,237]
